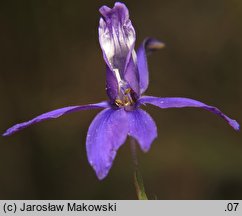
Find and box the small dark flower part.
[3,2,239,180]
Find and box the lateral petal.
[139,96,239,131]
[3,101,110,136]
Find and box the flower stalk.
[130,138,148,200]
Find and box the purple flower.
[3,2,239,180]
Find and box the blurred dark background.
[0,0,241,199]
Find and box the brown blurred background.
[0,0,241,199]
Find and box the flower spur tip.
[146,39,165,51]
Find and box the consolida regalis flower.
[3,2,239,180]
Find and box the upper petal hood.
[99,2,139,100]
[99,2,136,75]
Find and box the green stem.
[130,138,148,200]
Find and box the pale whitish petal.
[99,2,136,75]
[99,2,139,97]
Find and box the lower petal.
[86,108,128,180]
[3,101,110,136]
[127,109,157,152]
[139,96,239,131]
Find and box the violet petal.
[123,55,140,96]
[3,101,110,136]
[139,96,239,131]
[86,108,128,180]
[106,65,119,102]
[137,38,165,94]
[127,108,157,152]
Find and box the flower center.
[114,81,137,110]
[115,88,133,106]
